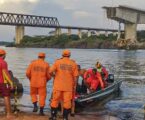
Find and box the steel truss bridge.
[0,11,121,44]
[0,12,120,31]
[0,12,60,27]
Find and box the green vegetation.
[18,33,117,49]
[16,31,145,49]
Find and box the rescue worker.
[0,49,15,119]
[76,65,87,94]
[71,65,87,117]
[84,68,104,92]
[49,49,78,120]
[96,61,108,86]
[26,52,51,116]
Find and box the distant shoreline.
[5,33,145,49]
[14,34,118,49]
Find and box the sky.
[0,0,145,41]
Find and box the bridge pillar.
[87,30,91,37]
[105,31,108,37]
[117,31,121,40]
[55,28,61,36]
[113,32,117,36]
[125,23,137,41]
[68,28,71,35]
[96,31,100,36]
[78,29,82,39]
[15,26,25,44]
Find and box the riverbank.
[11,34,145,49]
[0,102,120,120]
[0,113,121,120]
[0,110,120,120]
[16,34,118,49]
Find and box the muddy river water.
[1,47,145,120]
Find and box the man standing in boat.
[0,49,15,119]
[26,52,51,115]
[49,49,78,120]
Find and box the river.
[1,47,145,120]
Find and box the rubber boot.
[49,107,57,120]
[33,102,38,112]
[39,107,45,116]
[63,108,70,120]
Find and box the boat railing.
[77,79,122,100]
[76,80,123,103]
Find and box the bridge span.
[0,11,119,44]
[103,5,145,42]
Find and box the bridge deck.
[0,11,120,32]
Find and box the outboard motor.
[107,74,114,83]
[9,70,23,94]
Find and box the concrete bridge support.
[55,28,61,36]
[87,30,91,37]
[68,28,71,35]
[113,32,117,36]
[117,31,121,40]
[78,29,82,39]
[124,23,137,41]
[103,5,145,42]
[15,26,25,44]
[105,31,108,37]
[96,31,100,36]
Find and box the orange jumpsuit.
[84,69,104,91]
[50,57,78,109]
[26,59,51,107]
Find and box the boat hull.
[75,80,122,107]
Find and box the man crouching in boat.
[84,68,104,92]
[0,49,15,119]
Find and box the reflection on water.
[1,47,145,119]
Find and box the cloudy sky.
[0,0,145,41]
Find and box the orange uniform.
[84,69,104,91]
[26,58,51,107]
[50,57,78,109]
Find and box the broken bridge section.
[103,5,145,47]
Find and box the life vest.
[97,67,104,76]
[97,67,102,73]
[2,70,13,86]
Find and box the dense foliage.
[5,30,145,49]
[18,33,117,49]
